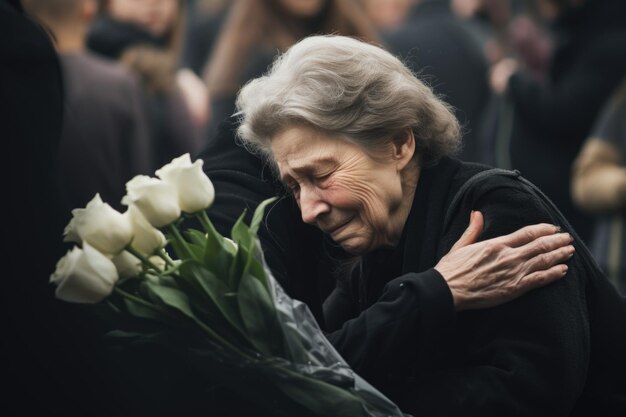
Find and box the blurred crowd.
[21,0,624,292]
[3,0,626,415]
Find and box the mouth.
[322,217,354,237]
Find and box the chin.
[338,236,371,255]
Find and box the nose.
[299,185,330,225]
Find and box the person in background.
[489,0,626,243]
[180,0,228,77]
[358,0,414,32]
[1,0,132,415]
[23,0,152,213]
[383,0,490,163]
[87,0,206,169]
[202,0,377,138]
[572,78,626,295]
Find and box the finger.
[498,223,561,248]
[515,231,573,260]
[523,244,575,275]
[450,210,484,252]
[517,264,569,295]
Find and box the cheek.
[326,179,387,224]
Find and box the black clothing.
[86,14,168,60]
[504,0,626,243]
[187,117,462,414]
[58,52,152,212]
[325,156,626,416]
[1,2,124,416]
[87,14,203,170]
[383,0,489,163]
[181,6,226,75]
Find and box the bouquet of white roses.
[50,154,407,417]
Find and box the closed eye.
[314,171,333,185]
[285,180,300,197]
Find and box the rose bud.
[156,153,215,214]
[122,175,181,228]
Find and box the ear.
[392,129,416,171]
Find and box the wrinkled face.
[107,0,178,36]
[271,125,412,255]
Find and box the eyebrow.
[288,156,336,172]
[278,156,336,183]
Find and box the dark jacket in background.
[325,156,626,416]
[181,4,226,76]
[504,0,626,243]
[58,52,152,212]
[383,0,489,163]
[1,2,130,416]
[87,15,204,168]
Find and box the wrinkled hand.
[435,211,574,311]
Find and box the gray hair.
[235,35,461,165]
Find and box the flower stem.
[157,249,176,267]
[125,245,162,272]
[114,287,166,314]
[115,286,250,360]
[167,223,195,259]
[197,210,218,236]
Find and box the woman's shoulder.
[444,160,557,237]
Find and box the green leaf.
[123,296,163,321]
[181,262,248,340]
[231,210,251,250]
[166,234,188,260]
[228,245,248,289]
[144,281,196,320]
[186,228,207,247]
[250,197,278,237]
[187,242,205,261]
[238,273,284,357]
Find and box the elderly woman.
[234,35,626,416]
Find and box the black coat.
[506,0,626,243]
[1,1,121,416]
[325,156,626,416]
[191,117,461,415]
[383,0,489,163]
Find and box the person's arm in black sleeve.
[324,268,456,386]
[395,186,588,417]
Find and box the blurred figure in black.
[572,77,626,295]
[383,0,490,163]
[180,0,228,77]
[24,0,152,213]
[488,0,626,243]
[88,0,206,168]
[1,1,127,415]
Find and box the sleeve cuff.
[401,268,456,346]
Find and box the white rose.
[149,255,167,270]
[128,205,167,255]
[63,194,133,255]
[156,153,215,213]
[112,251,142,280]
[122,175,181,228]
[50,243,119,303]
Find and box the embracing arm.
[325,212,573,386]
[394,187,588,417]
